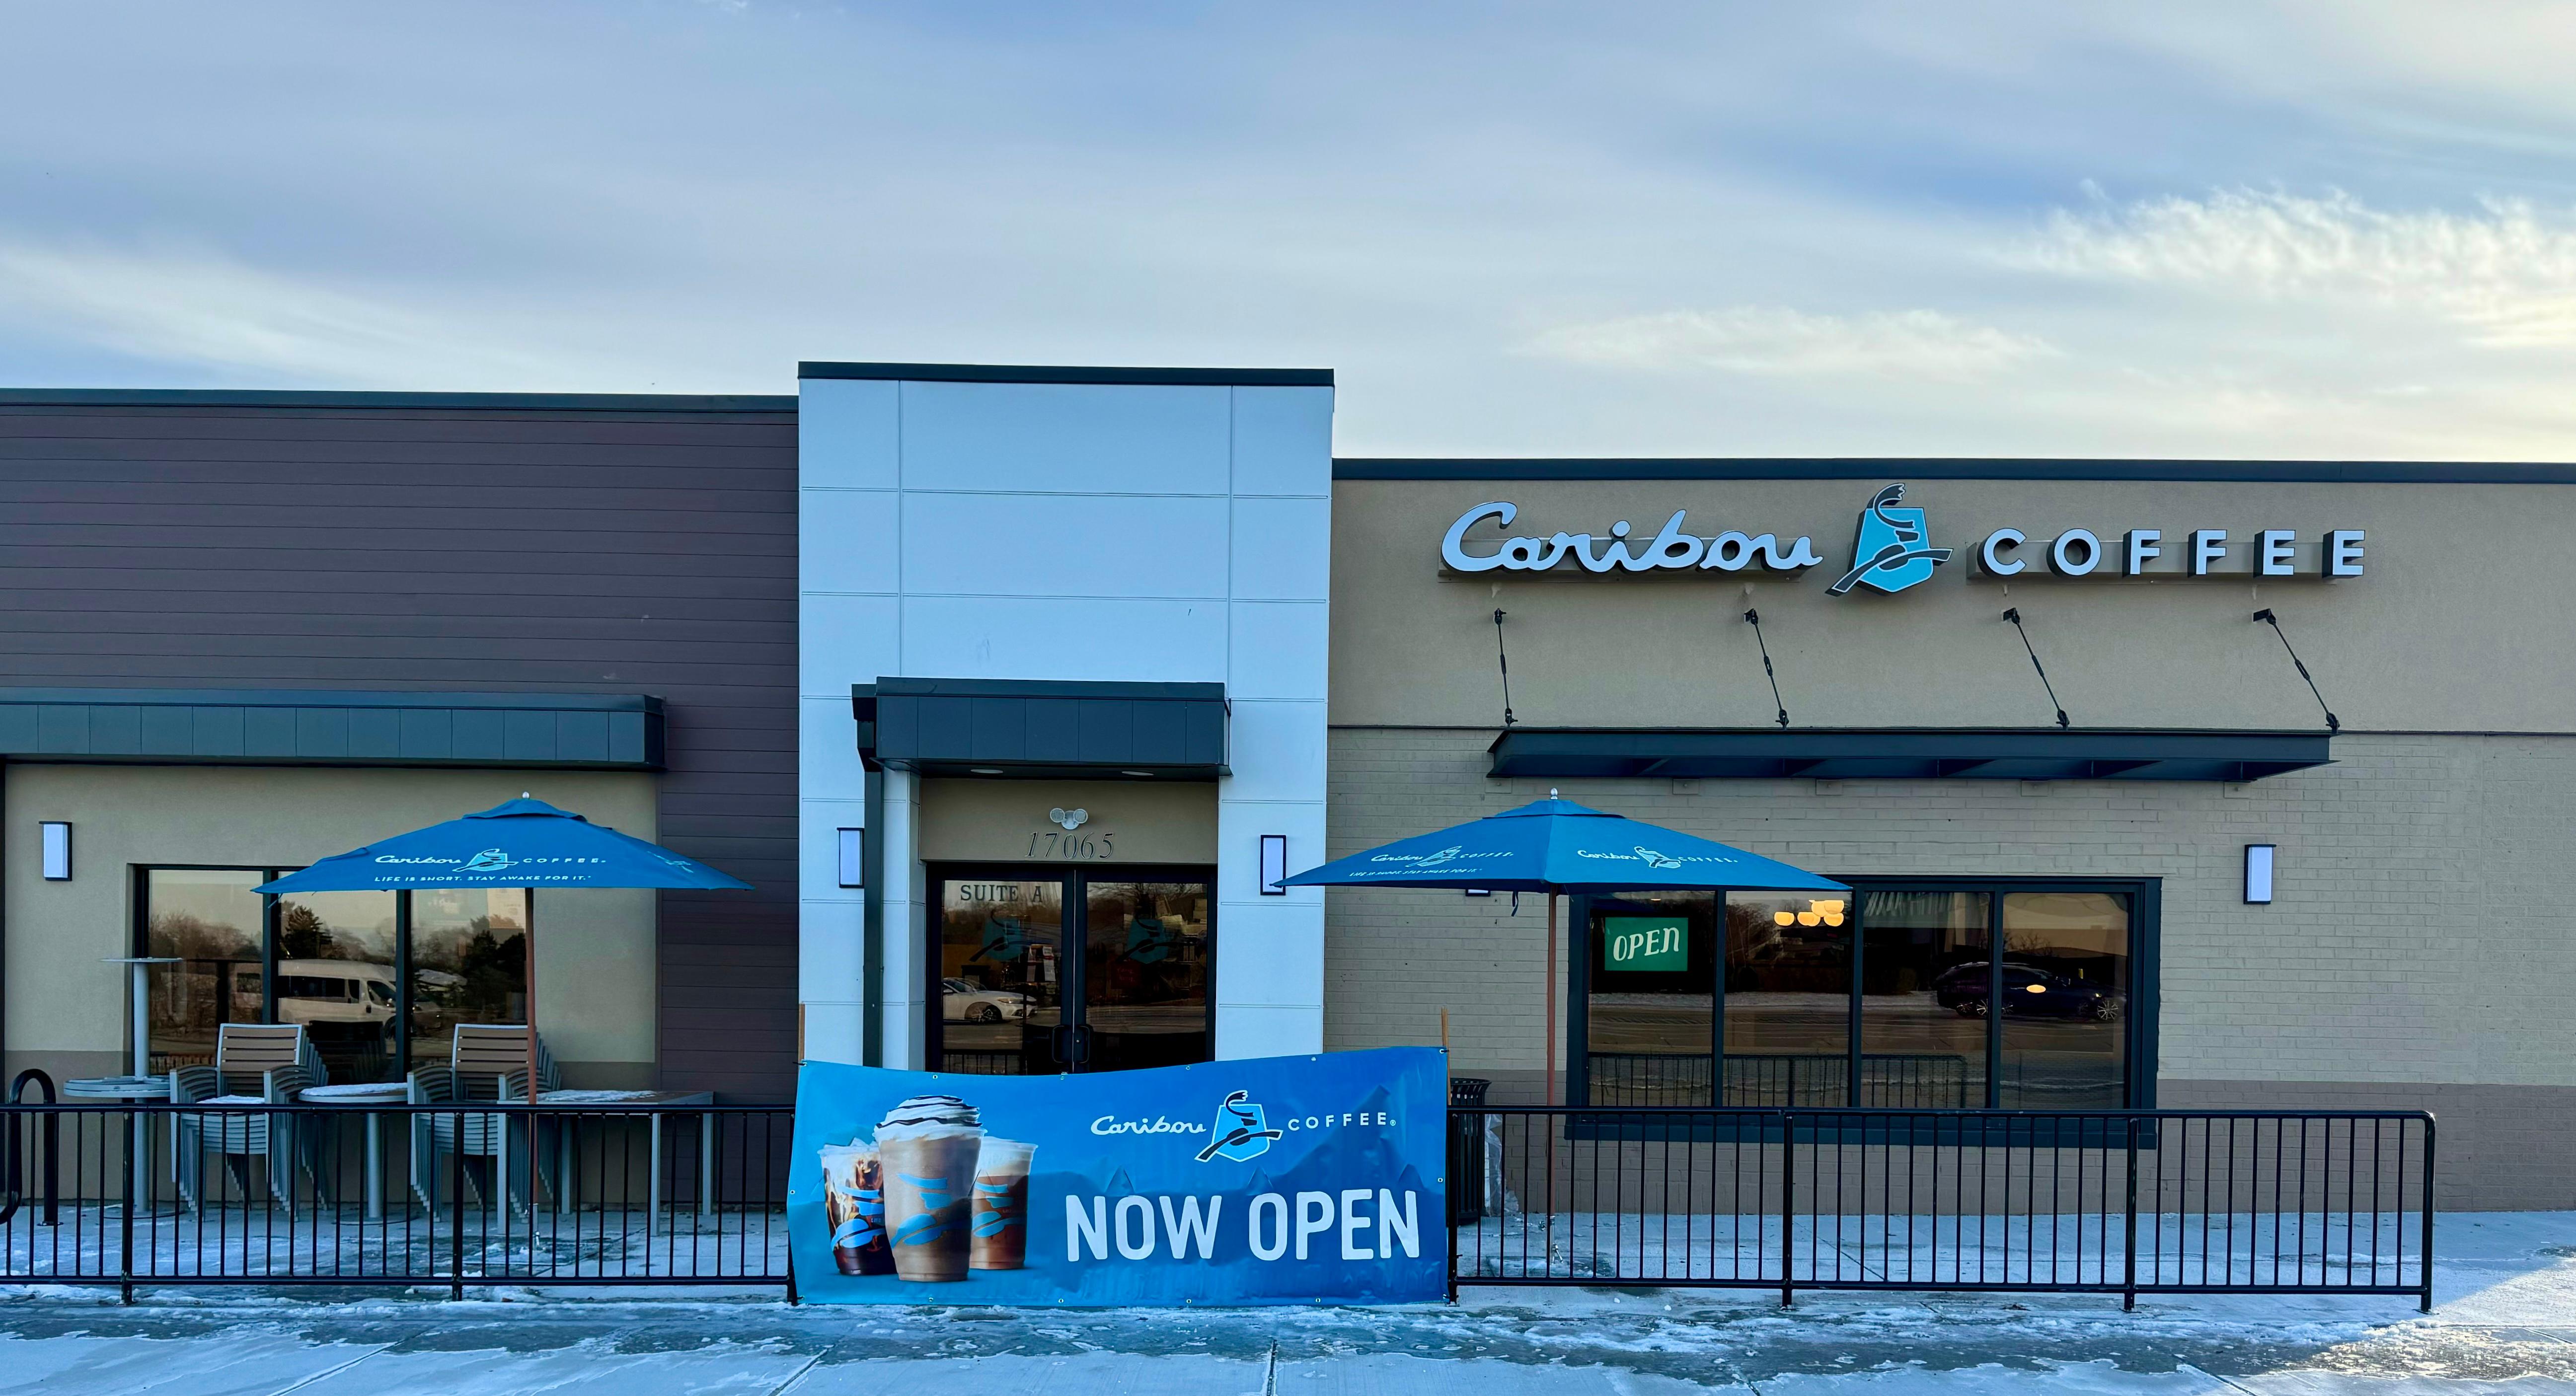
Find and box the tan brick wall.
[1322,727,2576,1092]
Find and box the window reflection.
[1573,881,2139,1111]
[143,870,267,1073]
[277,891,400,1083]
[408,889,528,1071]
[1998,891,2130,1108]
[1858,891,1988,1108]
[1585,892,1716,1105]
[937,880,1063,1075]
[1083,882,1210,1073]
[1723,893,1852,1105]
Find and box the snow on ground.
[0,1211,2567,1394]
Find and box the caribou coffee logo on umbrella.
[1830,484,1954,595]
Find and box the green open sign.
[1602,915,1689,973]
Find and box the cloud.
[1528,306,2057,382]
[2017,188,2576,347]
[0,237,632,389]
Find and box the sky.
[4,1,2576,459]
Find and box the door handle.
[1050,1024,1077,1066]
[1067,1024,1093,1067]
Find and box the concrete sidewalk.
[1,1212,2569,1394]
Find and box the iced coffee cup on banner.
[875,1095,982,1282]
[970,1139,1036,1270]
[819,1141,894,1276]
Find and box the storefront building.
[1,366,2570,1208]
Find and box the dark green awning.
[1489,727,2330,783]
[0,688,661,768]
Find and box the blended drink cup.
[876,1095,982,1282]
[819,1142,894,1276]
[969,1139,1037,1271]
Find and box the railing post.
[449,1108,465,1302]
[41,1108,59,1228]
[2122,1115,2140,1311]
[1778,1108,1794,1309]
[120,1108,137,1305]
[2419,1116,2436,1314]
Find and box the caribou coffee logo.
[1829,484,1953,596]
[1193,1091,1284,1163]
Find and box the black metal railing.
[1450,1106,2434,1311]
[1,1098,794,1299]
[9,1096,2438,1312]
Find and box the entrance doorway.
[928,865,1214,1075]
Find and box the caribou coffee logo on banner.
[1438,485,2366,593]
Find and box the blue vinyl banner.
[788,1048,1446,1306]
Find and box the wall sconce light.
[2244,844,2274,904]
[836,828,863,889]
[1259,834,1287,895]
[1463,888,1491,898]
[40,821,71,881]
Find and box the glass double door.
[931,866,1213,1076]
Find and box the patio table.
[300,1081,408,1219]
[63,1076,170,1211]
[534,1089,717,1234]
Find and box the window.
[141,869,269,1074]
[136,869,530,1084]
[406,888,529,1073]
[1574,878,2153,1110]
[928,865,1215,1076]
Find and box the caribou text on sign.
[1440,502,1821,576]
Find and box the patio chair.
[407,1025,560,1214]
[170,1024,331,1211]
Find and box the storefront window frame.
[1567,876,2159,1111]
[922,860,1219,1074]
[131,866,529,1083]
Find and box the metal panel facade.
[0,396,798,1099]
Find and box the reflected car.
[1932,962,2122,1021]
[274,959,398,1027]
[941,977,1033,1024]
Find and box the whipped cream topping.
[877,1094,981,1141]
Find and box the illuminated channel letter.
[2048,529,2102,577]
[2125,529,2161,576]
[1978,528,2026,576]
[2259,529,2296,577]
[2191,529,2228,576]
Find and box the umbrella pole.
[525,888,540,1226]
[525,887,540,1107]
[1545,892,1558,1108]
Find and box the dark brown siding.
[0,397,799,1100]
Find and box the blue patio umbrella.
[1281,794,1844,1103]
[258,796,751,1111]
[256,795,752,894]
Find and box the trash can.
[1447,1076,1491,1226]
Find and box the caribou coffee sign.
[1439,501,1821,575]
[1439,485,2366,592]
